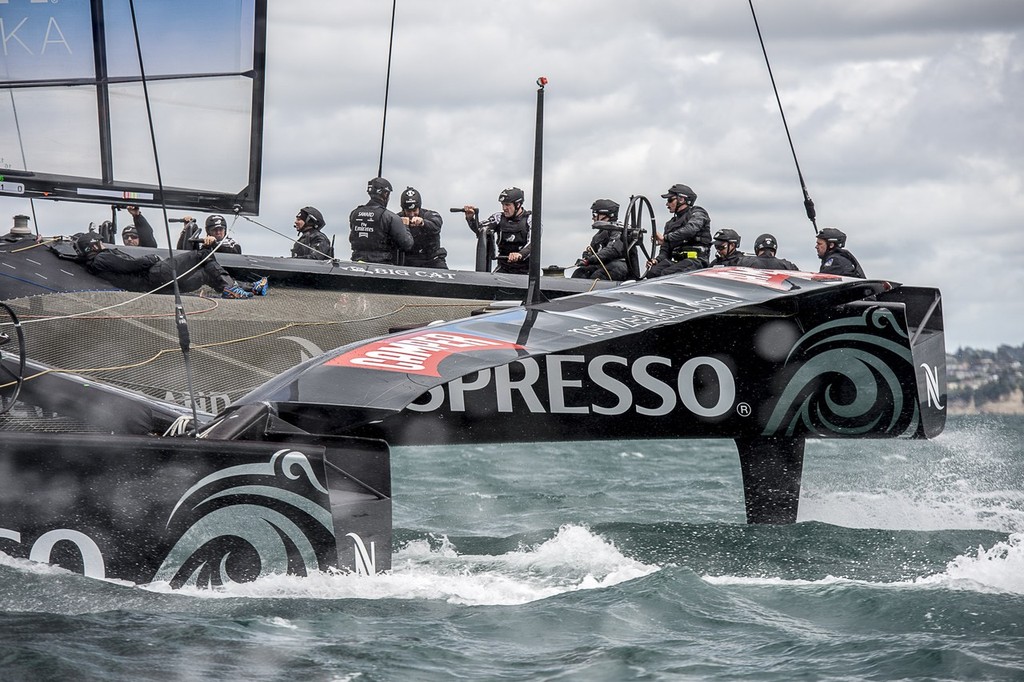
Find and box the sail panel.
[0,86,100,178]
[0,0,266,214]
[108,78,255,193]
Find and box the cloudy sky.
[3,0,1022,351]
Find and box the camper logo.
[328,331,523,376]
[694,267,841,290]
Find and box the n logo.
[346,532,377,575]
[920,363,945,411]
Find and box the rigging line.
[377,0,398,178]
[128,0,200,432]
[238,214,336,261]
[6,89,40,237]
[747,0,818,232]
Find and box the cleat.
[251,276,269,296]
[222,285,253,299]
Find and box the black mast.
[525,77,548,306]
[748,0,817,232]
[378,0,398,177]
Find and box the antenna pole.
[748,0,818,232]
[525,77,548,306]
[377,0,398,178]
[128,0,200,434]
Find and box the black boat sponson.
[230,267,947,523]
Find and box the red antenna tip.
[536,76,548,87]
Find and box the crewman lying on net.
[74,231,268,299]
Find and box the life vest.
[349,203,389,253]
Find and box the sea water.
[1,415,1022,680]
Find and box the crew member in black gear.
[572,199,630,281]
[737,233,800,270]
[124,205,158,247]
[815,227,865,278]
[709,228,745,267]
[291,206,333,260]
[463,187,532,275]
[646,183,712,278]
[397,186,447,269]
[74,231,267,299]
[349,178,413,264]
[203,215,241,254]
[121,225,142,247]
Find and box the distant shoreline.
[947,389,1024,416]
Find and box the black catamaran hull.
[1,260,946,583]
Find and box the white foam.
[143,524,660,604]
[704,533,1024,596]
[0,550,72,576]
[800,425,1024,533]
[914,532,1024,594]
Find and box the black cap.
[300,206,325,228]
[401,187,422,210]
[660,183,696,203]
[590,198,620,220]
[713,228,740,245]
[122,225,139,237]
[815,227,847,247]
[205,215,227,232]
[367,177,393,197]
[754,233,778,253]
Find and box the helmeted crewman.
[737,233,799,270]
[572,199,630,281]
[349,177,413,264]
[646,183,712,278]
[292,206,334,260]
[815,227,865,278]
[204,214,241,254]
[397,186,447,269]
[463,187,532,275]
[709,228,745,267]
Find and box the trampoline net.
[2,286,488,412]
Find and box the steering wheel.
[623,195,657,279]
[0,302,26,415]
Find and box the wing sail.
[0,0,267,213]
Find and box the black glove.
[143,254,161,266]
[575,258,588,267]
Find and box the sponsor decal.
[0,527,106,579]
[692,267,841,290]
[329,331,524,376]
[920,362,945,410]
[407,353,736,418]
[347,533,377,576]
[568,297,744,338]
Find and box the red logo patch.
[327,331,523,376]
[693,267,840,290]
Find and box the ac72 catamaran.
[0,1,947,587]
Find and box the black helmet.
[367,177,393,198]
[401,187,422,211]
[660,183,696,204]
[713,228,741,246]
[205,214,227,234]
[73,231,103,258]
[754,233,779,253]
[816,227,847,248]
[299,206,325,229]
[498,187,525,208]
[590,199,620,221]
